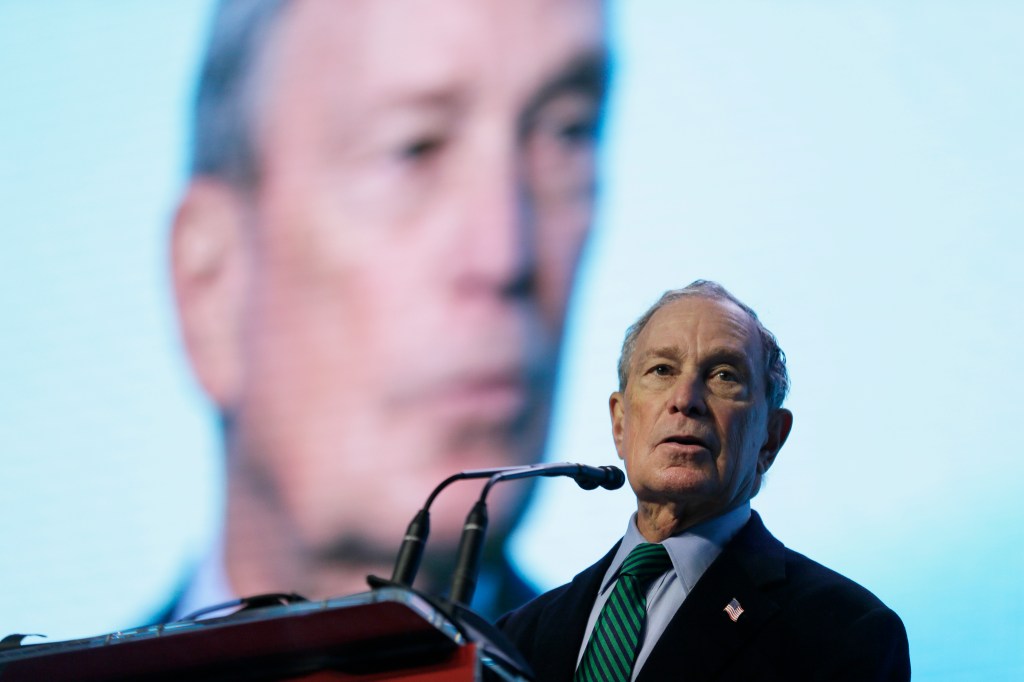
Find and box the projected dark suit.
[498,512,910,681]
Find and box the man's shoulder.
[496,579,573,633]
[780,544,891,610]
[497,544,613,629]
[496,542,618,663]
[494,545,619,681]
[730,512,900,622]
[711,514,910,680]
[770,543,903,644]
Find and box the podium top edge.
[0,587,465,663]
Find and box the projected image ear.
[171,179,248,411]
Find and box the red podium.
[0,588,530,681]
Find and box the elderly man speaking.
[499,280,910,681]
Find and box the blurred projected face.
[229,0,606,556]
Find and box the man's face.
[218,0,606,557]
[610,297,789,528]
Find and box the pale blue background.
[1,2,1021,679]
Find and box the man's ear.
[171,179,248,411]
[609,391,626,461]
[757,408,793,476]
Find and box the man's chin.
[314,532,406,567]
[309,481,532,568]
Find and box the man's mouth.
[658,434,711,451]
[424,372,530,421]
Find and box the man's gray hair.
[616,280,790,410]
[190,0,287,187]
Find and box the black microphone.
[562,463,626,491]
[482,461,625,493]
[389,464,539,587]
[447,462,624,607]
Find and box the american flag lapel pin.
[723,598,744,622]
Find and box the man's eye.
[650,364,672,376]
[713,369,739,383]
[528,94,601,150]
[552,114,598,147]
[399,136,444,161]
[548,113,599,150]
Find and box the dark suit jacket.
[498,512,909,681]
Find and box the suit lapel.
[637,512,786,682]
[529,543,621,681]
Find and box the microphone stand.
[447,462,625,607]
[388,465,539,587]
[368,462,625,681]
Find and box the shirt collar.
[171,534,236,621]
[600,503,751,595]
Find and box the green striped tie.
[575,543,673,682]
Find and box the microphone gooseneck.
[447,462,625,607]
[390,465,537,586]
[479,462,625,499]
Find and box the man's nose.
[668,374,708,417]
[448,143,535,299]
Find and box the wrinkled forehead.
[637,296,765,370]
[261,0,607,110]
